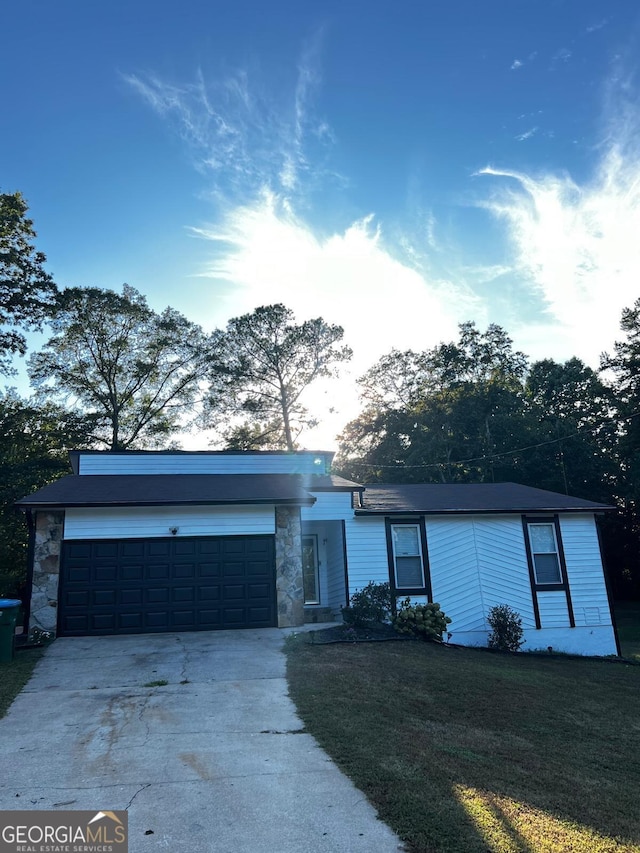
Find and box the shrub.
[342,582,392,627]
[487,604,524,652]
[393,600,452,642]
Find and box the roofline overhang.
[354,505,615,516]
[310,485,364,493]
[17,497,317,511]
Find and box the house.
[17,449,620,656]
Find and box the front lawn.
[287,638,640,853]
[0,647,44,719]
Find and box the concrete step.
[303,606,337,624]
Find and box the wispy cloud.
[191,192,478,443]
[586,19,609,34]
[510,51,537,71]
[194,191,473,359]
[122,33,334,203]
[551,47,573,67]
[515,127,538,142]
[477,79,640,364]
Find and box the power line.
[340,408,640,471]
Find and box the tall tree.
[523,357,615,500]
[205,303,352,451]
[601,298,640,502]
[600,300,640,598]
[335,323,530,483]
[28,285,209,450]
[0,192,57,373]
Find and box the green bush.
[342,582,392,627]
[392,600,452,642]
[487,604,524,652]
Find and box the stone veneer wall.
[275,505,304,627]
[30,511,64,634]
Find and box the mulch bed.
[303,623,416,644]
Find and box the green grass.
[0,647,44,719]
[615,601,640,661]
[287,638,640,853]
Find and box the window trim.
[527,522,563,586]
[522,514,575,629]
[385,517,432,601]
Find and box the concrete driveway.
[1,628,403,852]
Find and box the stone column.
[275,505,304,627]
[30,511,64,635]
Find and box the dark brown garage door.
[58,535,277,636]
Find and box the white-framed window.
[391,524,426,589]
[527,522,562,585]
[302,535,320,605]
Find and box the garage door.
[58,535,277,636]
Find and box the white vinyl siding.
[301,491,354,521]
[559,515,613,627]
[325,522,347,612]
[474,516,537,628]
[344,516,389,593]
[427,516,537,633]
[64,505,276,540]
[341,510,615,656]
[426,518,486,632]
[537,592,571,627]
[77,452,331,476]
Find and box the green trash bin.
[0,599,21,663]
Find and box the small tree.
[205,303,352,451]
[487,604,524,652]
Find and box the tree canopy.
[601,298,640,503]
[335,323,617,500]
[336,323,531,483]
[28,284,209,450]
[205,303,352,451]
[0,192,57,373]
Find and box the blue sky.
[3,1,640,446]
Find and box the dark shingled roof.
[16,474,358,509]
[356,483,614,515]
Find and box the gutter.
[354,505,616,516]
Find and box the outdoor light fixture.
[169,526,179,536]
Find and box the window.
[302,535,320,604]
[528,523,562,584]
[391,524,425,589]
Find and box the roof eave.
[17,496,317,511]
[354,505,615,516]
